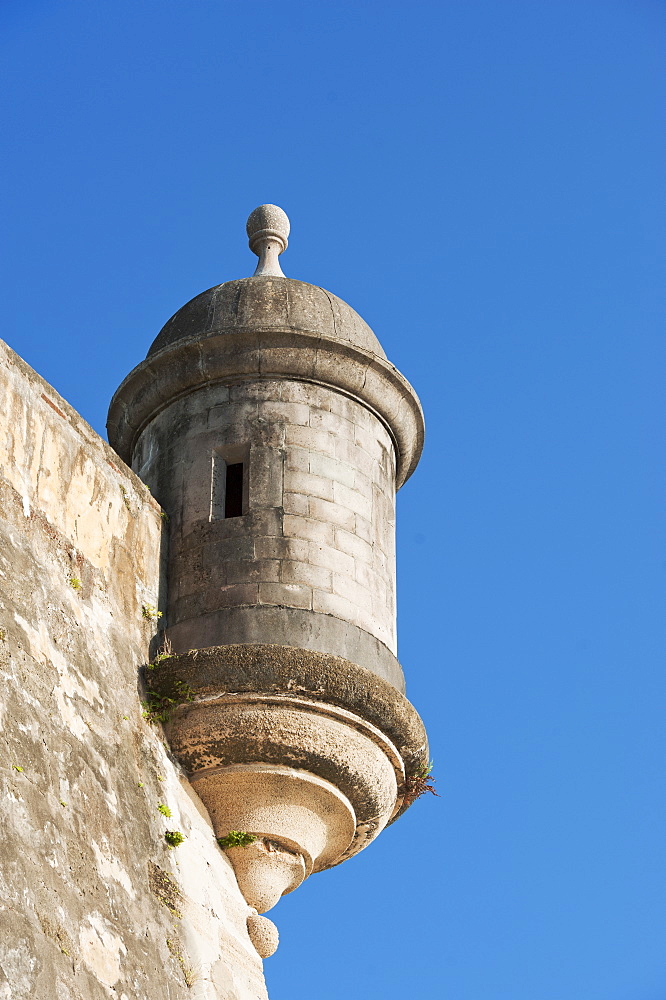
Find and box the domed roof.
[147,276,387,361]
[109,206,423,488]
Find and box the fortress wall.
[0,339,268,1000]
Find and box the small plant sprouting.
[148,862,181,916]
[148,635,174,669]
[403,760,439,807]
[142,680,195,725]
[167,938,196,988]
[158,803,172,818]
[165,830,185,849]
[119,484,132,511]
[149,653,173,669]
[69,577,82,592]
[160,511,170,523]
[12,765,24,773]
[142,605,162,622]
[137,782,144,788]
[217,831,256,850]
[60,800,67,807]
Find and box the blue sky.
[2,2,665,998]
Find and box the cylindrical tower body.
[108,209,428,916]
[132,374,399,675]
[112,276,423,691]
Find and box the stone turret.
[108,206,428,921]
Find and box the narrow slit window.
[224,462,244,518]
[211,453,246,521]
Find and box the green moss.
[158,803,172,818]
[217,831,256,849]
[165,830,185,849]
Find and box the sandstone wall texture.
[0,338,268,1000]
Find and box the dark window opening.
[224,463,244,518]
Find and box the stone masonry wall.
[132,378,398,658]
[0,338,268,1000]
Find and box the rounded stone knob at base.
[247,911,279,958]
[225,840,306,913]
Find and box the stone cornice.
[147,643,429,792]
[107,329,425,489]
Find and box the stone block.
[354,560,381,592]
[354,423,382,457]
[284,468,334,502]
[334,527,373,565]
[283,514,335,546]
[254,535,309,562]
[332,482,373,521]
[283,491,309,515]
[308,407,354,436]
[308,451,356,488]
[285,423,336,457]
[307,496,355,531]
[334,436,373,471]
[351,467,375,499]
[249,447,284,508]
[224,558,281,585]
[218,582,260,607]
[280,559,332,591]
[354,514,374,545]
[286,445,310,472]
[312,588,357,622]
[308,542,355,578]
[332,574,374,615]
[204,534,255,565]
[260,400,310,425]
[258,582,313,610]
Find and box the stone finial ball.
[246,204,290,255]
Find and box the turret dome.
[108,205,423,488]
[147,277,387,360]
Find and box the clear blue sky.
[2,2,664,998]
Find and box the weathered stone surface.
[147,644,429,812]
[146,277,386,360]
[108,289,425,490]
[226,838,307,914]
[163,605,405,690]
[246,912,279,959]
[0,339,268,1000]
[131,376,401,663]
[170,700,400,856]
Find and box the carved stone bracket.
[147,644,428,911]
